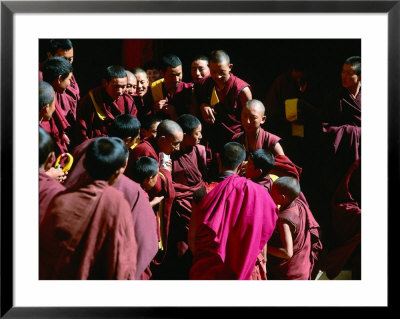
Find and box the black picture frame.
[1,1,395,317]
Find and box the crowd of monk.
[38,39,361,280]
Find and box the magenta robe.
[39,180,137,279]
[190,174,278,280]
[76,86,137,143]
[39,168,65,224]
[267,197,322,280]
[64,138,158,279]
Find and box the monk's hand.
[164,159,173,172]
[154,99,167,112]
[200,104,216,124]
[150,196,164,207]
[45,167,68,183]
[62,133,70,145]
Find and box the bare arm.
[267,221,293,259]
[273,142,285,156]
[238,86,252,108]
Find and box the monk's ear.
[57,74,63,85]
[254,168,263,178]
[228,63,233,71]
[260,115,267,125]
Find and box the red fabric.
[122,40,153,71]
[233,128,281,155]
[39,180,137,279]
[39,119,68,156]
[64,138,158,279]
[190,175,278,280]
[39,168,65,224]
[250,253,267,280]
[269,154,302,180]
[267,198,322,280]
[76,86,136,143]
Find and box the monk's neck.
[180,142,194,154]
[246,127,260,139]
[347,82,361,99]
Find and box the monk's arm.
[238,86,252,108]
[267,221,293,259]
[273,142,285,156]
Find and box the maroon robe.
[190,174,277,280]
[64,138,158,279]
[196,73,251,151]
[39,168,65,224]
[76,86,137,143]
[233,127,281,156]
[39,180,137,280]
[133,90,154,124]
[320,159,361,279]
[39,119,68,156]
[267,197,322,280]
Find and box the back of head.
[177,114,201,135]
[344,56,361,75]
[192,54,209,64]
[39,81,55,109]
[42,57,73,83]
[210,49,230,64]
[250,149,275,177]
[103,65,126,82]
[109,114,141,140]
[131,156,159,184]
[156,119,183,139]
[125,69,136,80]
[39,127,54,167]
[142,115,162,131]
[273,176,301,203]
[131,67,146,77]
[221,142,246,171]
[47,39,73,56]
[160,54,182,72]
[84,137,128,181]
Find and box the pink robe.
[190,174,278,280]
[267,198,322,280]
[39,168,65,224]
[64,138,158,279]
[76,86,137,143]
[39,180,137,279]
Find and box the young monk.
[76,65,137,143]
[143,60,162,85]
[190,55,210,84]
[131,67,154,123]
[235,99,284,156]
[244,148,276,192]
[188,142,278,280]
[63,114,158,280]
[150,54,194,120]
[140,116,161,140]
[267,176,322,280]
[42,57,74,154]
[38,127,66,224]
[39,137,138,280]
[195,49,252,153]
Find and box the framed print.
[1,0,396,317]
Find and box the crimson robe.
[196,73,251,151]
[267,197,322,280]
[39,168,65,224]
[39,180,137,280]
[64,138,158,279]
[39,119,68,156]
[190,174,277,280]
[76,86,137,143]
[133,91,154,124]
[233,127,281,156]
[320,159,361,279]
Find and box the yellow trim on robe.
[157,171,166,251]
[291,123,304,138]
[210,86,220,107]
[89,90,107,121]
[269,174,279,182]
[130,139,141,150]
[151,78,165,102]
[285,98,298,122]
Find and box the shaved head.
[245,99,265,115]
[125,70,136,81]
[273,176,301,203]
[157,119,183,138]
[156,120,183,155]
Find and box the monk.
[76,65,137,143]
[143,60,162,85]
[244,148,276,192]
[150,54,194,121]
[189,142,278,280]
[195,49,252,154]
[38,127,66,224]
[267,176,322,280]
[42,57,74,155]
[234,99,284,157]
[190,55,210,85]
[63,114,158,280]
[131,67,154,123]
[39,39,80,129]
[125,119,183,278]
[124,70,137,98]
[40,137,138,280]
[140,115,161,140]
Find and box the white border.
[14,13,388,307]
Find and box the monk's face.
[143,172,158,191]
[146,68,161,85]
[244,157,261,179]
[141,121,160,139]
[163,65,182,93]
[54,72,73,94]
[191,59,210,84]
[341,63,360,90]
[161,130,183,155]
[135,72,149,97]
[241,104,266,133]
[41,93,56,121]
[209,60,232,88]
[185,124,202,146]
[126,76,137,97]
[105,77,127,101]
[53,47,74,64]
